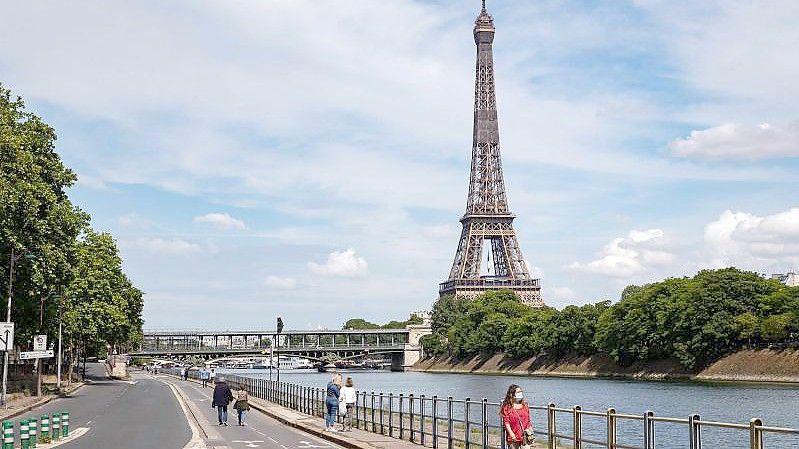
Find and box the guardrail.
[162,368,798,449]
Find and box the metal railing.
[162,369,798,449]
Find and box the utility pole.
[56,298,63,391]
[276,317,283,383]
[2,248,18,407]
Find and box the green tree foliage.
[1,85,143,364]
[426,269,799,370]
[0,85,89,345]
[63,231,144,352]
[343,313,424,330]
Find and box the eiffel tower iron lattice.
[439,2,543,307]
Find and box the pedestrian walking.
[181,367,187,380]
[209,368,216,386]
[324,373,342,432]
[212,376,234,426]
[234,386,250,426]
[339,377,357,431]
[201,368,210,387]
[500,384,534,449]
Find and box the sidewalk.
[247,395,421,449]
[0,382,83,422]
[176,373,420,449]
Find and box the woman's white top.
[340,386,357,404]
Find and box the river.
[219,369,799,448]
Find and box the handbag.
[338,399,348,416]
[510,406,535,447]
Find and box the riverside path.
[10,363,349,449]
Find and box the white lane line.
[267,437,278,444]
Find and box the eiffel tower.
[439,1,543,307]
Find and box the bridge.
[131,325,432,370]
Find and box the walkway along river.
[217,368,799,449]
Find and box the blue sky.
[2,1,798,330]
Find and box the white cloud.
[570,229,675,278]
[670,123,799,160]
[127,237,202,256]
[308,249,369,277]
[264,276,297,290]
[194,213,246,230]
[551,287,575,300]
[704,208,799,266]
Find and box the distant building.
[411,310,432,325]
[771,272,799,287]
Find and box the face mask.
[514,392,524,401]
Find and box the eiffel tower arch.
[439,2,543,307]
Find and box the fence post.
[573,405,582,449]
[432,395,439,449]
[465,397,471,449]
[643,411,654,449]
[2,420,13,449]
[689,414,701,449]
[399,393,405,439]
[362,391,368,431]
[481,398,488,449]
[379,392,385,435]
[409,394,415,443]
[749,418,763,449]
[447,397,454,449]
[39,415,49,442]
[389,393,394,437]
[547,403,556,449]
[20,419,29,449]
[28,417,37,448]
[371,391,377,433]
[606,408,617,449]
[51,413,60,441]
[61,412,69,437]
[420,394,426,446]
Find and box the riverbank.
[411,349,799,383]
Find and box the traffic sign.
[33,334,47,351]
[0,323,14,352]
[19,350,54,360]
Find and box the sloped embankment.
[412,349,799,383]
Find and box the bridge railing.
[163,368,798,449]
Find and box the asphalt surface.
[8,364,343,449]
[158,373,343,449]
[14,363,191,449]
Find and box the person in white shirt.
[340,377,357,431]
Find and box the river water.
[220,369,799,449]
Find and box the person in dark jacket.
[212,376,234,426]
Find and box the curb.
[0,382,84,422]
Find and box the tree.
[63,231,144,355]
[761,313,793,342]
[734,312,759,346]
[342,318,380,330]
[0,84,89,346]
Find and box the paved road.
[157,373,343,449]
[16,363,191,449]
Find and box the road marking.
[232,440,263,447]
[38,427,90,448]
[297,441,333,448]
